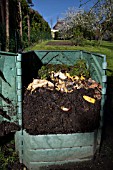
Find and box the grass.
[0,139,19,170]
[25,40,113,76]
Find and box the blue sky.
[32,0,93,28]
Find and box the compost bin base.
[23,88,101,135]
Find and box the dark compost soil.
[0,121,20,137]
[46,41,73,46]
[0,107,20,137]
[23,87,101,135]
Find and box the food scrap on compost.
[27,65,102,101]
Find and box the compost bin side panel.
[24,146,93,162]
[82,51,107,85]
[28,159,91,170]
[0,51,22,124]
[16,53,22,126]
[34,51,81,65]
[22,130,95,149]
[82,51,107,150]
[15,130,23,163]
[22,130,94,163]
[15,130,95,170]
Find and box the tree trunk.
[27,13,30,44]
[18,0,22,42]
[0,0,5,24]
[5,0,9,51]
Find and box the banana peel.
[83,95,96,104]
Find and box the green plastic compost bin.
[14,50,107,170]
[0,51,22,126]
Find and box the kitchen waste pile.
[23,60,102,135]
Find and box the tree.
[58,8,96,41]
[18,0,23,42]
[80,0,113,40]
[27,12,30,44]
[5,0,9,51]
[0,0,51,51]
[0,0,5,24]
[58,0,113,42]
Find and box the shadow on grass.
[100,43,113,51]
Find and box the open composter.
[0,50,107,170]
[15,50,107,170]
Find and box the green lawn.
[25,40,113,76]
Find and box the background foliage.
[56,0,113,44]
[0,0,51,52]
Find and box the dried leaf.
[27,79,54,92]
[89,82,98,89]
